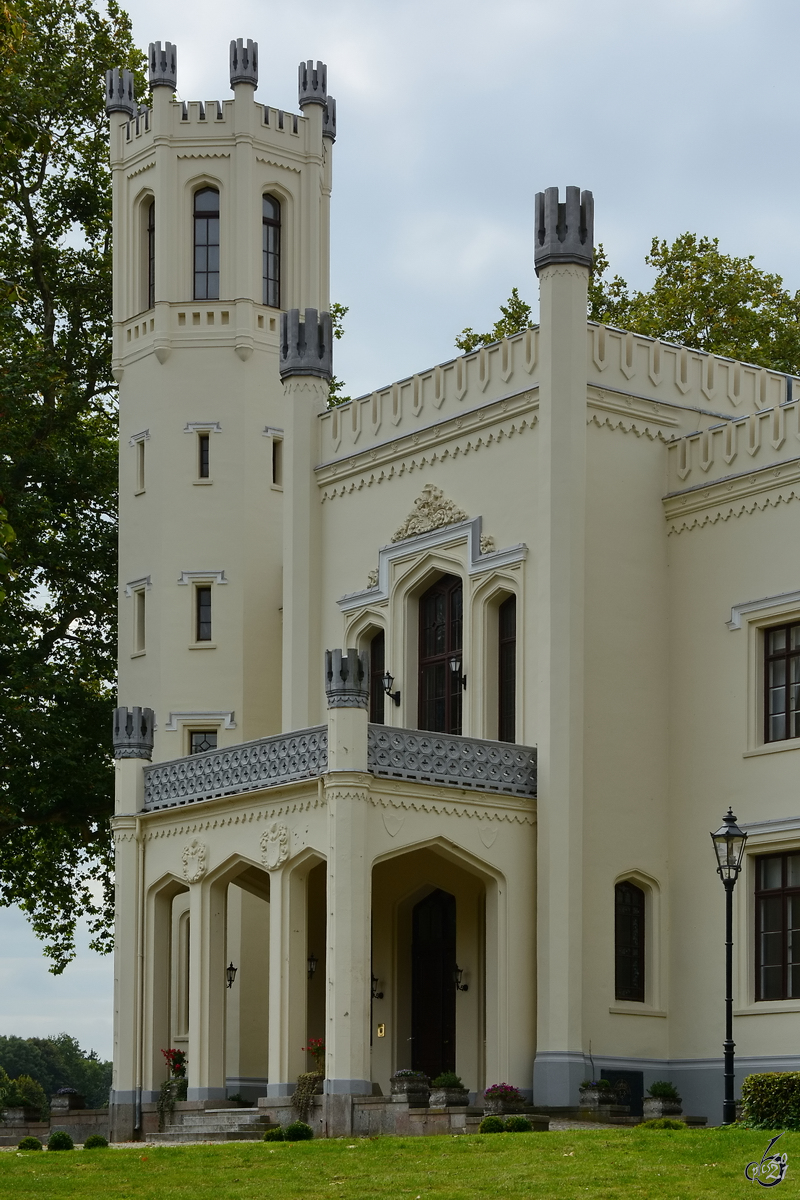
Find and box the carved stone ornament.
[480,534,496,555]
[391,484,468,543]
[260,822,290,870]
[366,567,379,589]
[182,838,207,883]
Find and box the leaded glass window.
[418,575,463,735]
[498,595,516,743]
[615,881,645,1002]
[189,730,217,754]
[194,187,220,300]
[370,630,385,725]
[756,852,800,1000]
[196,585,212,642]
[262,195,280,308]
[147,199,155,309]
[765,623,800,742]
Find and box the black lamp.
[710,808,748,1125]
[307,952,318,980]
[382,670,401,706]
[226,962,238,989]
[371,974,384,1000]
[449,657,467,689]
[454,964,468,992]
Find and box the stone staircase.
[151,1106,276,1143]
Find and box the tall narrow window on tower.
[198,433,210,479]
[615,881,645,1002]
[498,595,516,743]
[262,195,281,308]
[196,585,212,641]
[194,187,220,300]
[369,630,386,724]
[147,199,155,309]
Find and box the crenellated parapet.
[230,38,258,88]
[534,185,594,274]
[325,649,369,709]
[148,40,177,90]
[280,308,333,380]
[113,706,155,760]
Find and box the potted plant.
[50,1088,86,1113]
[483,1083,525,1115]
[642,1081,682,1119]
[429,1072,469,1107]
[2,1075,48,1123]
[390,1069,430,1105]
[578,1079,617,1108]
[157,1048,188,1131]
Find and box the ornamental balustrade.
[142,724,536,812]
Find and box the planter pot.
[390,1074,429,1106]
[429,1088,469,1108]
[483,1097,524,1116]
[50,1093,86,1112]
[579,1088,616,1109]
[643,1097,682,1120]
[2,1107,42,1124]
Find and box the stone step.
[152,1114,275,1143]
[168,1108,261,1127]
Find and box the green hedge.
[741,1073,800,1130]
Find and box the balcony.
[142,725,536,813]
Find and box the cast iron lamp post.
[710,808,748,1125]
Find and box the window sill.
[193,479,213,486]
[189,642,217,650]
[270,483,283,492]
[134,488,145,497]
[743,739,800,758]
[734,1001,800,1016]
[130,650,146,659]
[609,1004,667,1018]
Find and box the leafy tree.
[455,287,532,353]
[327,300,350,406]
[588,234,800,374]
[0,1033,111,1108]
[0,0,145,971]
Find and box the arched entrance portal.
[412,889,456,1079]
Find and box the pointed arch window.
[369,630,385,724]
[615,881,645,1002]
[418,574,463,735]
[193,187,219,300]
[263,195,281,308]
[147,199,155,309]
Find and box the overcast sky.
[3,0,800,1062]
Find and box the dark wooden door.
[418,575,463,734]
[411,889,456,1079]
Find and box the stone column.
[186,866,227,1102]
[280,309,332,730]
[532,187,593,1105]
[322,650,371,1135]
[109,706,153,1141]
[266,861,310,1095]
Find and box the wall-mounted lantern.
[371,974,384,1000]
[454,964,468,992]
[307,952,318,980]
[382,671,401,706]
[226,962,238,989]
[449,657,467,689]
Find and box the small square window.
[189,729,217,754]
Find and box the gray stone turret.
[322,96,337,142]
[325,649,369,709]
[279,308,333,380]
[113,706,155,760]
[230,38,258,88]
[534,186,594,275]
[298,59,327,107]
[105,68,135,118]
[148,41,177,90]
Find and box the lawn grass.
[0,1126,795,1199]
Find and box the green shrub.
[503,1115,532,1132]
[285,1120,313,1141]
[83,1134,109,1149]
[479,1116,505,1133]
[47,1130,75,1151]
[639,1118,686,1130]
[647,1080,681,1102]
[741,1072,800,1130]
[5,1073,48,1116]
[17,1136,43,1151]
[262,1126,285,1142]
[431,1071,464,1089]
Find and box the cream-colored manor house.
[106,38,800,1139]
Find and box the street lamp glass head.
[711,808,748,881]
[382,670,394,695]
